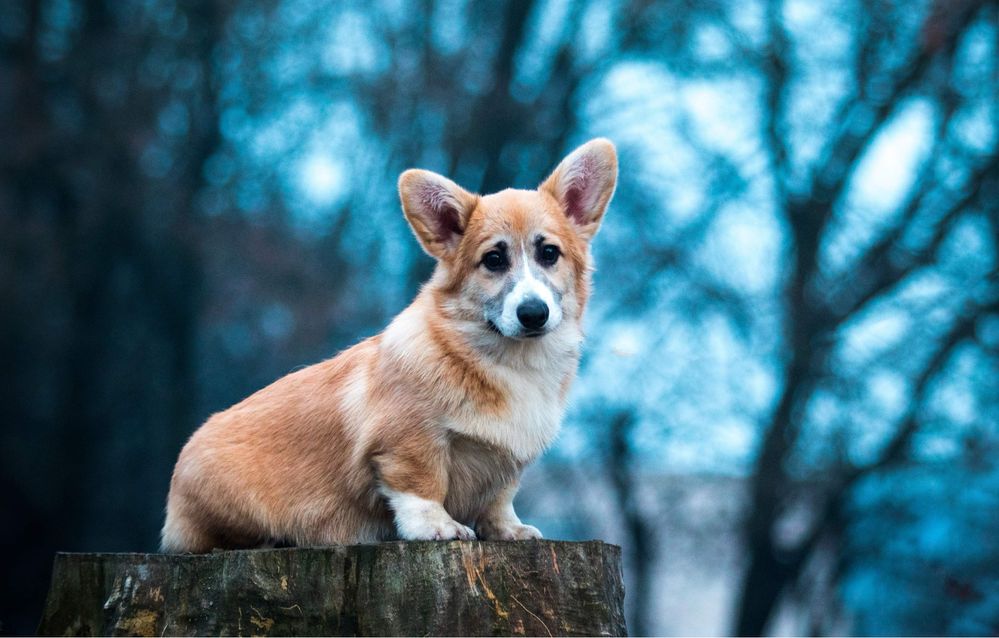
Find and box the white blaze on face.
[493,247,562,337]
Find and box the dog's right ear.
[398,169,479,260]
[540,138,617,242]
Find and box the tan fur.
[161,139,617,551]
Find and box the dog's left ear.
[540,138,617,241]
[399,169,479,260]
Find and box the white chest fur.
[381,304,582,462]
[445,328,580,462]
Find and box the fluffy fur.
[161,138,618,551]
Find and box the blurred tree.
[0,0,228,631]
[607,409,658,637]
[557,0,997,633]
[732,1,997,633]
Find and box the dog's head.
[399,139,617,341]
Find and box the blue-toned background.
[1,0,997,635]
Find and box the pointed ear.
[398,169,479,260]
[540,138,618,241]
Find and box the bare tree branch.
[855,299,996,474]
[822,90,960,314]
[832,152,999,324]
[793,0,985,282]
[762,0,791,205]
[775,298,991,622]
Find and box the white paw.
[385,490,477,541]
[477,519,543,541]
[403,517,477,541]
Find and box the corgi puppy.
[161,138,617,551]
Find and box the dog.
[161,138,617,551]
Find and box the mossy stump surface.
[38,540,626,637]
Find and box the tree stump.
[38,540,626,637]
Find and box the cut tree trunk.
[38,540,626,637]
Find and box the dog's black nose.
[517,298,549,331]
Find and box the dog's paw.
[436,519,477,541]
[400,516,476,541]
[388,490,476,541]
[476,519,543,541]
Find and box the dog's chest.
[444,434,521,523]
[446,360,569,461]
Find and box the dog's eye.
[538,244,560,266]
[482,250,508,272]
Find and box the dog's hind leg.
[160,497,223,553]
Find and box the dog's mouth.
[486,320,546,339]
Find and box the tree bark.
[38,541,626,637]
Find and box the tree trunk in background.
[38,541,626,637]
[733,545,789,636]
[608,411,656,636]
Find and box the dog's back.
[162,337,385,551]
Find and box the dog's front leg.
[383,488,476,541]
[374,432,476,541]
[476,482,542,541]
